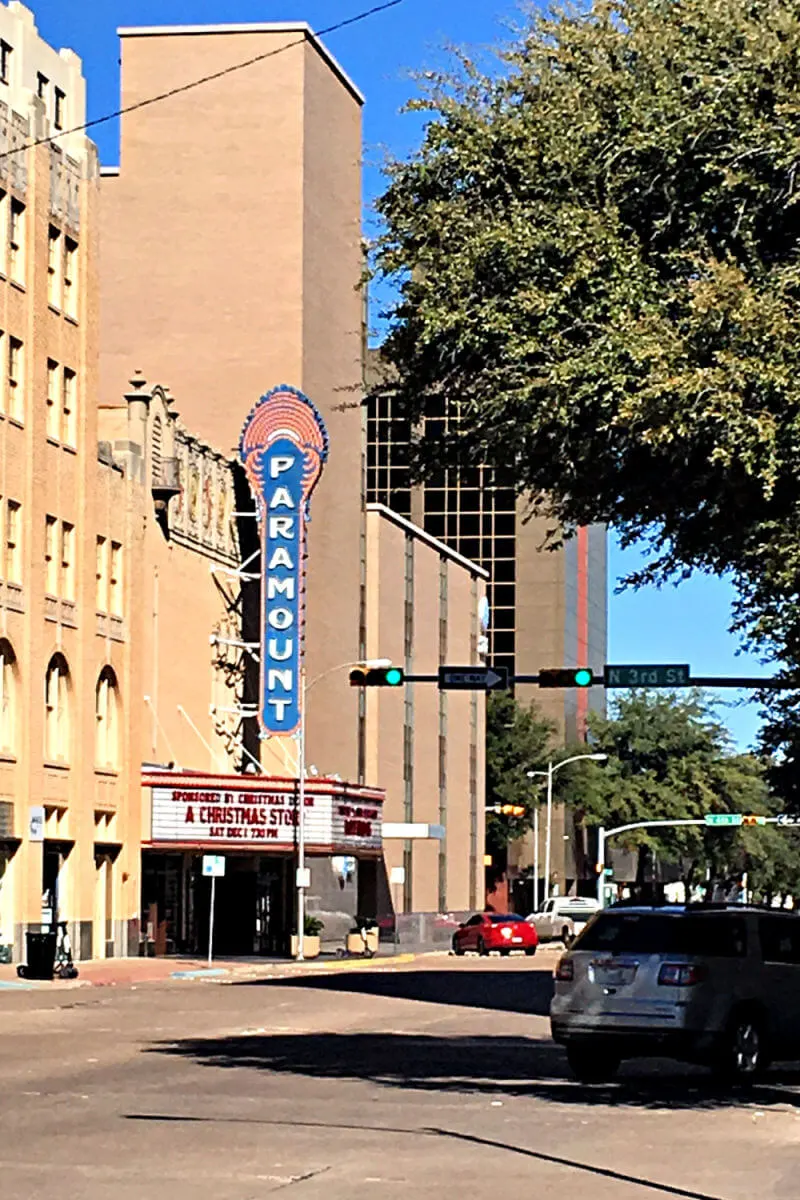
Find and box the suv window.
[575,912,747,957]
[759,915,800,964]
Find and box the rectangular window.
[46,359,59,440]
[0,190,7,276]
[36,72,48,100]
[47,226,61,307]
[5,499,20,584]
[61,367,76,446]
[8,199,24,284]
[0,42,11,86]
[54,87,65,131]
[45,515,58,595]
[7,336,22,421]
[109,541,122,616]
[60,521,74,601]
[95,536,108,612]
[63,237,77,318]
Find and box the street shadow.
[151,1029,800,1111]
[236,966,555,1016]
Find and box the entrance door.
[94,853,115,958]
[42,846,62,928]
[255,861,288,956]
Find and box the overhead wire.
[0,0,404,162]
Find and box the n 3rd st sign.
[604,664,690,688]
[239,385,329,737]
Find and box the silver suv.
[550,905,800,1082]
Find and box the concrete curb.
[0,949,449,993]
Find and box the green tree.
[373,0,800,769]
[575,691,776,894]
[485,690,554,857]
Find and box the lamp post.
[294,657,392,961]
[527,753,608,906]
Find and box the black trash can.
[24,931,57,980]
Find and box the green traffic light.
[385,667,403,686]
[574,668,593,687]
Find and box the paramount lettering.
[239,387,329,735]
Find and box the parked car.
[550,904,800,1082]
[452,912,538,957]
[527,897,601,944]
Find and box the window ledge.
[0,752,17,764]
[9,279,25,293]
[48,302,61,316]
[62,443,77,456]
[64,314,79,327]
[43,760,70,772]
[46,434,60,447]
[95,767,119,778]
[7,417,23,430]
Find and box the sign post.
[389,865,405,955]
[202,855,225,965]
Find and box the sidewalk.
[0,947,426,990]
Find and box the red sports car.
[452,912,538,956]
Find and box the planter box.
[347,929,379,955]
[290,934,320,958]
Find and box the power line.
[0,0,404,162]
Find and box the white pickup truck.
[526,897,601,945]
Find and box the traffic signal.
[742,815,767,826]
[538,668,595,688]
[349,665,404,687]
[491,805,525,816]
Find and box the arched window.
[95,667,119,770]
[44,654,70,763]
[152,414,162,484]
[0,639,17,756]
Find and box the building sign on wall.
[239,385,328,738]
[150,785,382,853]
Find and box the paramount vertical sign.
[239,385,328,737]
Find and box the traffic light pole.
[596,819,708,907]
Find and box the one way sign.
[438,665,509,691]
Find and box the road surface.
[1,954,798,1198]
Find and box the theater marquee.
[147,780,382,854]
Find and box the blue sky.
[29,0,770,747]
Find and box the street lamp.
[527,753,608,906]
[295,657,393,962]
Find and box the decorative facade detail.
[0,102,28,194]
[49,145,81,231]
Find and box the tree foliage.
[485,690,555,853]
[573,690,800,897]
[374,0,800,768]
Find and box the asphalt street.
[1,954,799,1199]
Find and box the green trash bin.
[24,931,57,980]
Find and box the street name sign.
[776,815,800,827]
[605,664,690,688]
[704,814,743,827]
[438,665,509,691]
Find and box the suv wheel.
[452,936,465,956]
[716,1010,766,1082]
[477,936,489,957]
[561,925,574,947]
[566,1042,620,1084]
